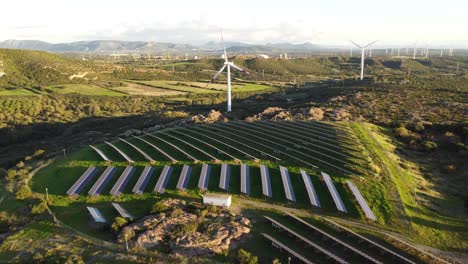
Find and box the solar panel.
[110,166,135,196]
[279,166,296,202]
[134,136,177,162]
[163,133,219,161]
[87,207,106,223]
[177,165,192,191]
[284,211,382,264]
[219,163,230,191]
[198,163,211,191]
[300,170,320,207]
[67,167,98,196]
[261,233,314,264]
[346,180,376,221]
[265,216,347,264]
[260,164,272,198]
[119,138,155,163]
[132,166,154,194]
[154,165,173,194]
[240,163,250,195]
[145,133,199,162]
[88,166,116,196]
[112,203,133,220]
[89,145,112,162]
[105,141,134,163]
[321,172,347,213]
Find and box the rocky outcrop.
[117,199,250,258]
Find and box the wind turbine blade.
[364,40,378,48]
[205,65,227,87]
[350,41,362,49]
[230,63,249,74]
[221,29,228,62]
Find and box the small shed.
[203,193,232,207]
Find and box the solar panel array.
[146,133,199,162]
[240,163,250,195]
[154,165,173,194]
[134,136,177,162]
[88,166,116,196]
[198,163,211,191]
[261,233,314,264]
[260,164,272,198]
[279,166,296,202]
[119,138,155,163]
[110,166,135,196]
[285,211,382,264]
[105,141,134,163]
[300,170,321,207]
[177,165,192,191]
[321,172,347,213]
[89,145,111,162]
[219,163,230,191]
[67,167,98,196]
[132,166,154,194]
[87,207,106,223]
[346,180,376,221]
[265,216,347,264]
[112,203,133,220]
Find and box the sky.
[1,0,467,47]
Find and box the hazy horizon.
[1,0,467,48]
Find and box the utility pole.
[45,187,49,202]
[63,148,67,160]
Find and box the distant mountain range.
[0,39,321,54]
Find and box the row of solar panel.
[69,164,375,220]
[87,203,133,223]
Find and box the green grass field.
[0,88,38,96]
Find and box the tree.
[237,249,258,264]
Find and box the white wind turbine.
[351,40,377,80]
[206,30,248,112]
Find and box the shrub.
[394,127,411,138]
[31,199,48,215]
[33,149,45,157]
[6,169,16,179]
[111,217,128,233]
[237,249,258,264]
[16,161,25,169]
[150,201,170,214]
[422,141,437,151]
[16,185,32,200]
[170,208,183,218]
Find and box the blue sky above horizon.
[1,0,467,47]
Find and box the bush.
[422,141,437,151]
[237,249,258,264]
[31,199,48,215]
[394,127,411,138]
[16,161,25,169]
[33,149,45,157]
[6,169,16,179]
[16,185,32,200]
[111,217,128,233]
[150,201,170,214]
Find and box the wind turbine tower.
[206,30,249,112]
[351,40,377,80]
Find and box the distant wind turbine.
[351,40,377,80]
[206,30,249,112]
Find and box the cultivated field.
[111,82,187,96]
